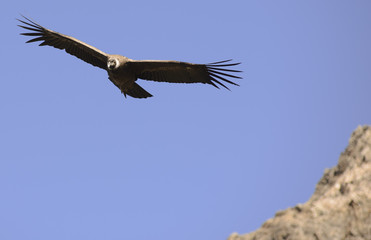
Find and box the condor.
[18,16,241,99]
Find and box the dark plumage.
[18,16,241,99]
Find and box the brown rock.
[229,126,371,240]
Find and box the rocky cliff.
[229,125,371,240]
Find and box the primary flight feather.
[18,16,241,99]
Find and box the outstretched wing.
[128,59,241,90]
[18,15,108,70]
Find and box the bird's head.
[107,58,120,71]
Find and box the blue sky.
[1,1,371,240]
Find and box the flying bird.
[18,16,241,99]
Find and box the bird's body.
[18,16,241,99]
[106,55,139,97]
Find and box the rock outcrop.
[229,125,371,240]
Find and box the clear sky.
[1,1,371,240]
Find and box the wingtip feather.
[208,59,233,65]
[209,76,231,90]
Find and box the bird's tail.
[124,83,153,99]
